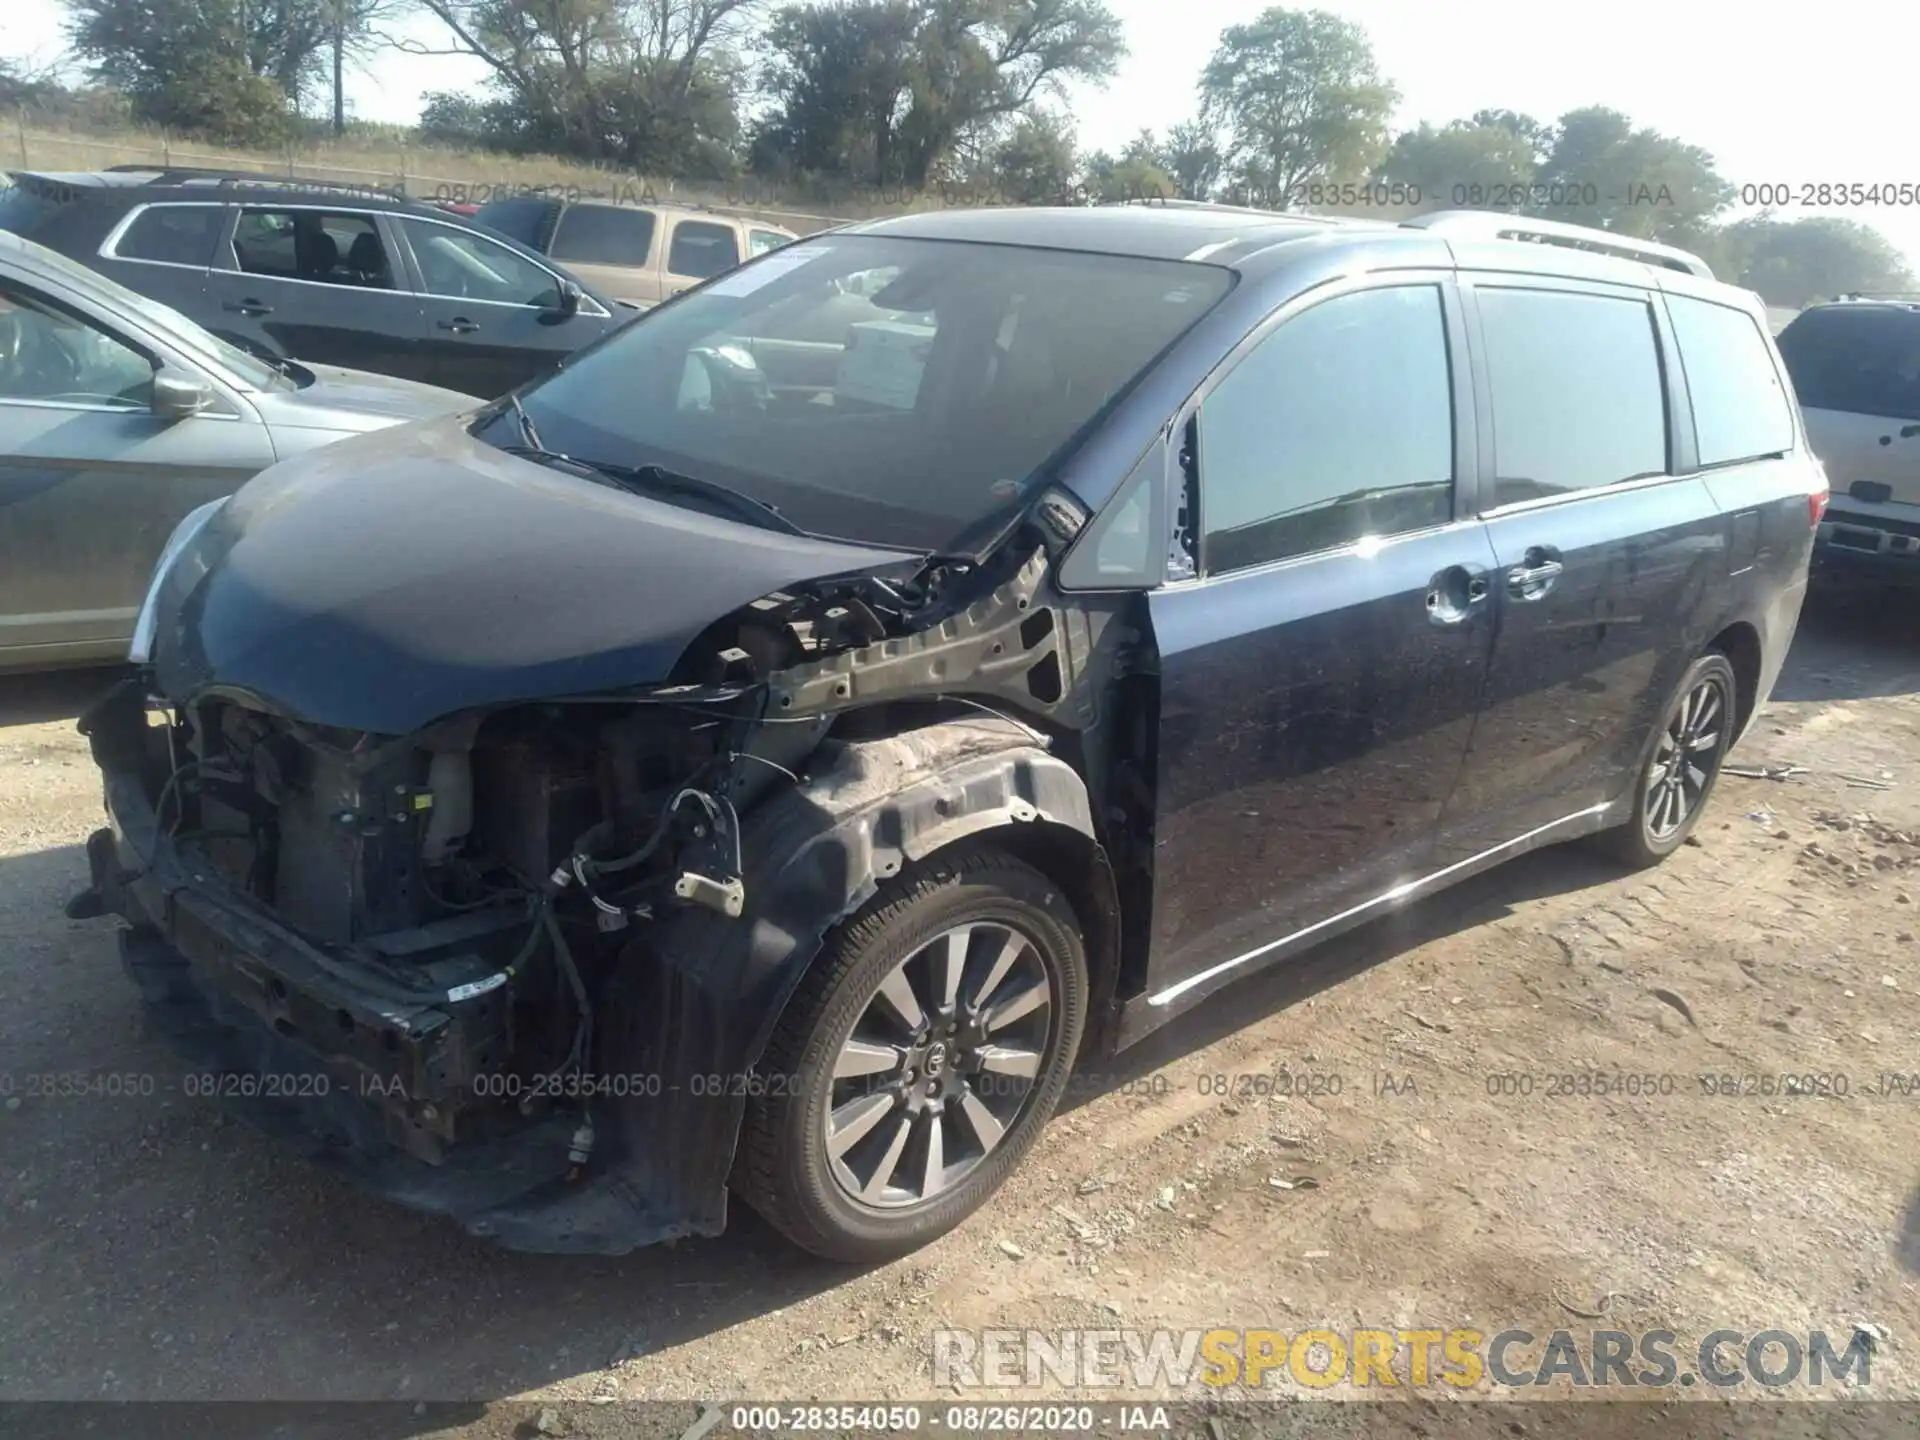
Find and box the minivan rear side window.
[1199,284,1455,576]
[1476,287,1667,507]
[1776,305,1920,423]
[551,205,656,268]
[1666,294,1795,467]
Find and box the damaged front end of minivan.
[72,421,1144,1254]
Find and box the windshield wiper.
[497,444,804,536]
[506,391,545,452]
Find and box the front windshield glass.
[26,240,291,392]
[501,234,1234,553]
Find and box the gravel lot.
[3,591,1919,1436]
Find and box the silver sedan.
[0,227,473,670]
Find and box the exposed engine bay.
[105,535,1134,1181]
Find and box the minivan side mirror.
[552,280,583,318]
[151,372,213,421]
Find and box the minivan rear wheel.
[735,843,1088,1263]
[1595,651,1737,869]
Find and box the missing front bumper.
[76,677,731,1254]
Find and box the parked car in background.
[1775,295,1920,583]
[76,206,1818,1263]
[0,169,625,398]
[474,195,795,310]
[0,227,471,671]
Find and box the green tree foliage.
[753,0,1124,189]
[986,109,1077,202]
[1722,215,1916,309]
[65,0,302,143]
[1468,108,1553,168]
[1532,105,1732,246]
[1197,7,1396,207]
[1161,118,1224,200]
[1375,118,1539,209]
[407,0,755,173]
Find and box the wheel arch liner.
[579,721,1099,1252]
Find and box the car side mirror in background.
[554,280,583,319]
[151,372,213,421]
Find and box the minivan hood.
[251,363,478,433]
[147,414,920,734]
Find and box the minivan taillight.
[1809,461,1830,526]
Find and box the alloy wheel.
[824,921,1054,1209]
[1645,673,1728,841]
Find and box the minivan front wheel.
[1597,651,1737,869]
[735,844,1088,1263]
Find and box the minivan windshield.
[1777,305,1920,422]
[498,234,1234,554]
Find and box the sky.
[7,0,1920,275]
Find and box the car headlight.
[129,498,225,665]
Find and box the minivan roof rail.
[1399,209,1714,279]
[1108,196,1382,226]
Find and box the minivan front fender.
[558,721,1100,1250]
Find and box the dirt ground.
[4,590,1920,1437]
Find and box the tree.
[1161,119,1223,200]
[65,0,301,143]
[319,0,405,135]
[1531,105,1733,246]
[403,0,760,169]
[986,109,1077,202]
[1197,7,1396,207]
[1468,108,1553,168]
[754,0,1125,189]
[1722,215,1915,310]
[1375,118,1539,210]
[750,0,920,182]
[1081,143,1172,203]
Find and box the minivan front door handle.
[1507,547,1565,601]
[223,298,272,317]
[438,317,479,335]
[1426,563,1491,626]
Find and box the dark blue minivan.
[77,203,1821,1262]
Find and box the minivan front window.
[500,235,1234,554]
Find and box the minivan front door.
[1142,279,1495,1013]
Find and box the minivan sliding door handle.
[1507,545,1565,601]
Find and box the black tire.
[1593,651,1738,870]
[734,842,1088,1263]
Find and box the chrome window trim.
[97,200,228,271]
[1475,467,1688,519]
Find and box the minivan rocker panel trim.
[1141,802,1616,1013]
